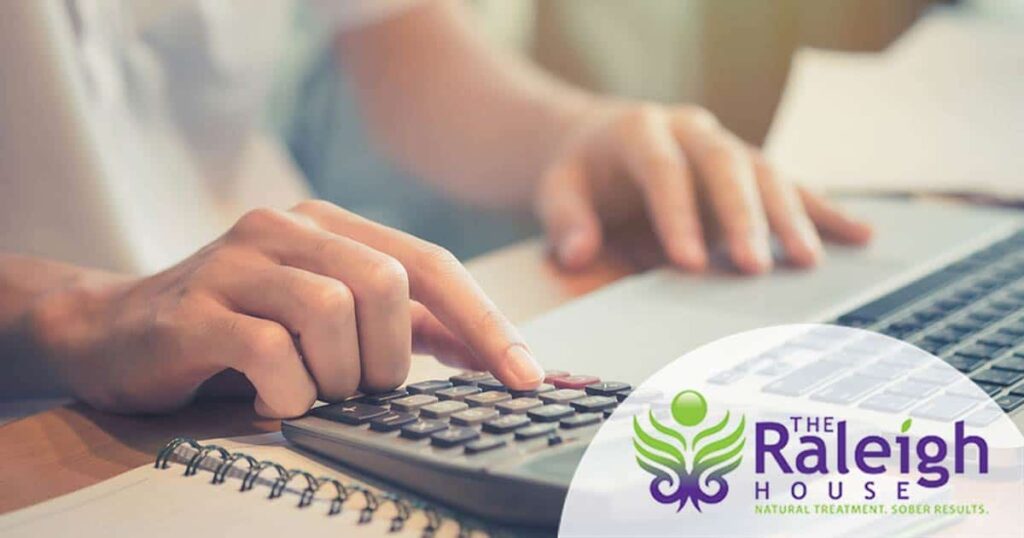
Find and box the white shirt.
[0,0,420,274]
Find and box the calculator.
[281,371,632,527]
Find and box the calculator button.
[436,385,482,401]
[527,404,575,422]
[539,389,586,404]
[585,382,631,396]
[477,378,508,392]
[357,389,408,405]
[311,402,388,425]
[369,411,418,432]
[508,383,555,398]
[391,394,439,412]
[451,407,499,426]
[552,375,601,390]
[430,427,480,447]
[407,380,454,395]
[615,389,633,402]
[400,420,448,439]
[420,400,469,418]
[449,371,493,385]
[482,414,530,433]
[561,413,602,429]
[465,391,512,407]
[515,423,557,440]
[547,435,564,446]
[495,397,544,414]
[465,437,507,454]
[570,395,618,413]
[543,370,571,383]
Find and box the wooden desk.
[0,239,637,515]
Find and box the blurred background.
[268,0,962,259]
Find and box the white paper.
[764,8,1024,201]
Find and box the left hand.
[535,102,873,274]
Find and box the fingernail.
[558,229,587,266]
[506,345,543,386]
[798,220,823,257]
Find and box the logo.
[633,389,746,512]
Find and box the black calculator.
[281,370,632,527]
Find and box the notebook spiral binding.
[155,437,477,538]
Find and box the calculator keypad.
[309,371,632,454]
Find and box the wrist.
[26,270,130,394]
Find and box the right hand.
[30,201,543,417]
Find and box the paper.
[764,8,1024,201]
[0,434,464,537]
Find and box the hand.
[536,102,873,274]
[29,201,543,417]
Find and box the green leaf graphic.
[633,415,686,468]
[901,418,912,433]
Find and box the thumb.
[536,157,603,270]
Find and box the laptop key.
[945,355,985,373]
[885,379,940,399]
[431,427,479,448]
[464,437,507,454]
[810,374,885,404]
[762,360,850,396]
[994,394,1024,412]
[971,368,1024,387]
[979,332,1018,348]
[911,394,979,421]
[407,380,454,395]
[955,343,1003,360]
[912,366,962,386]
[994,356,1024,372]
[528,404,575,422]
[859,392,918,412]
[482,414,530,433]
[400,420,448,440]
[369,411,418,432]
[311,402,388,425]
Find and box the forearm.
[337,0,601,209]
[0,254,120,398]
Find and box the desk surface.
[0,239,638,515]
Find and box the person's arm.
[0,201,543,414]
[338,0,873,275]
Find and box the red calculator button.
[551,375,601,390]
[543,370,571,383]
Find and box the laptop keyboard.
[712,229,1024,422]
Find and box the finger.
[536,155,603,270]
[749,149,823,268]
[211,262,361,402]
[674,123,772,274]
[226,208,410,393]
[617,108,707,270]
[214,313,317,418]
[411,301,480,370]
[290,201,544,390]
[797,187,874,245]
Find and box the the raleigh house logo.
[633,389,992,516]
[633,389,746,512]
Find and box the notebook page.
[0,433,467,537]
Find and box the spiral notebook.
[0,433,488,538]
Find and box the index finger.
[291,201,544,390]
